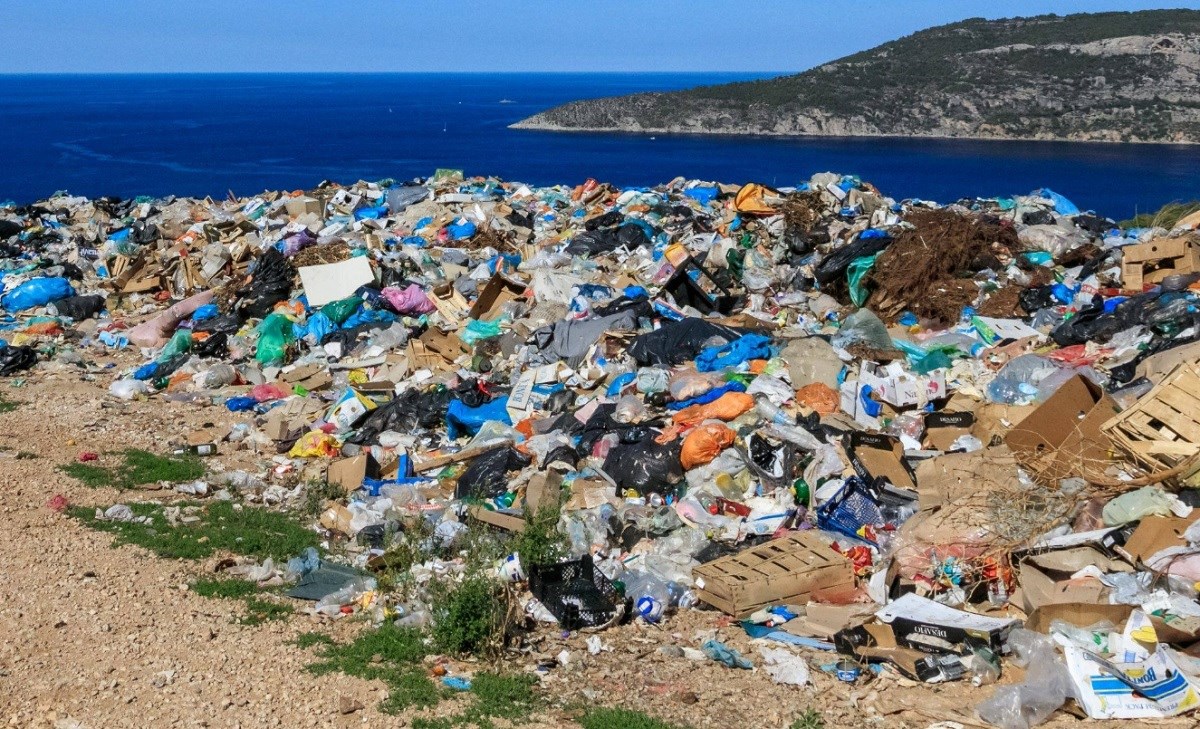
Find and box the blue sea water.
[0,73,1197,219]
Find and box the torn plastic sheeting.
[627,318,744,367]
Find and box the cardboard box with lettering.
[875,593,1019,656]
[922,411,975,452]
[846,432,916,490]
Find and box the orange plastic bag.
[671,391,754,427]
[795,382,839,415]
[680,423,735,469]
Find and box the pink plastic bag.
[128,290,215,348]
[381,284,435,315]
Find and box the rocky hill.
[514,10,1200,143]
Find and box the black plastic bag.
[235,248,295,319]
[193,313,242,335]
[347,388,451,445]
[0,345,37,375]
[564,223,652,256]
[194,331,229,358]
[584,210,623,231]
[813,233,892,285]
[627,318,743,367]
[1018,285,1057,315]
[455,446,532,499]
[602,437,684,496]
[48,294,105,321]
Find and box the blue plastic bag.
[1,277,75,312]
[447,218,476,240]
[1033,188,1081,216]
[695,333,772,372]
[446,397,511,440]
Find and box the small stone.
[338,696,363,715]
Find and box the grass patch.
[60,462,117,488]
[578,708,688,729]
[791,710,826,729]
[59,449,205,489]
[303,623,438,714]
[466,672,538,722]
[69,500,318,561]
[191,577,261,599]
[513,498,568,571]
[0,394,19,414]
[1122,200,1200,230]
[190,577,294,626]
[292,631,335,649]
[242,597,293,625]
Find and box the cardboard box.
[846,432,916,490]
[692,533,855,618]
[468,273,526,321]
[858,361,946,408]
[922,411,974,452]
[834,622,967,683]
[1005,375,1118,483]
[1121,236,1200,291]
[1121,512,1200,564]
[1017,547,1120,613]
[875,593,1019,656]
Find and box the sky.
[1,1,1198,73]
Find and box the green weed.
[70,500,318,561]
[191,577,261,599]
[578,708,687,729]
[292,631,335,649]
[242,597,293,626]
[513,499,568,570]
[466,672,538,722]
[59,449,204,489]
[791,709,827,729]
[0,394,19,414]
[429,575,507,658]
[190,577,294,626]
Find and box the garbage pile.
[7,172,1200,725]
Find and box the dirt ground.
[0,356,1189,729]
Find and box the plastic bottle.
[755,394,794,425]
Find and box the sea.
[1,72,1197,220]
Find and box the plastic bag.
[758,647,809,686]
[1102,486,1177,525]
[255,312,295,366]
[460,318,504,345]
[0,345,37,375]
[976,629,1073,729]
[671,391,754,427]
[847,253,878,307]
[381,284,435,315]
[454,446,530,499]
[288,431,340,458]
[446,396,511,440]
[320,297,361,325]
[680,422,735,469]
[603,438,684,495]
[1,277,75,312]
[108,379,149,400]
[696,333,772,372]
[669,370,719,401]
[830,308,892,350]
[701,639,753,669]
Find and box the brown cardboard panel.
[847,433,916,490]
[1122,513,1200,563]
[467,505,525,533]
[468,274,526,320]
[326,455,370,494]
[1005,375,1118,482]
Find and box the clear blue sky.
[1,0,1197,73]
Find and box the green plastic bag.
[158,328,193,361]
[847,254,878,307]
[460,318,504,345]
[320,297,361,325]
[256,312,295,366]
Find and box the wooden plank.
[1139,400,1200,442]
[412,438,510,473]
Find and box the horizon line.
[0,70,792,77]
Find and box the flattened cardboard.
[298,256,374,307]
[467,505,525,533]
[1005,375,1118,483]
[1018,547,1118,613]
[1121,512,1200,564]
[326,455,373,494]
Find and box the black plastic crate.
[529,555,629,630]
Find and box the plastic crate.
[529,555,629,630]
[817,477,883,546]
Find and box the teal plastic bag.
[460,318,505,345]
[320,297,361,325]
[847,254,879,307]
[256,313,295,366]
